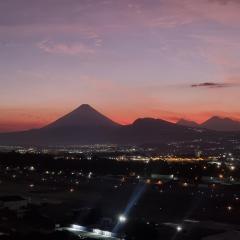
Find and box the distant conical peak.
[76,104,95,111]
[45,103,120,128]
[79,103,91,108]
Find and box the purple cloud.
[191,82,232,88]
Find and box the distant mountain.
[0,104,120,145]
[201,116,240,132]
[177,117,240,132]
[114,118,211,145]
[45,104,119,128]
[0,105,237,146]
[177,119,199,128]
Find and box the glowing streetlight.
[230,166,235,171]
[176,225,183,232]
[227,206,232,211]
[118,215,127,223]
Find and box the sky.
[0,0,240,132]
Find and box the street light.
[176,225,183,232]
[118,215,127,223]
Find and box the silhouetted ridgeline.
[0,105,239,146]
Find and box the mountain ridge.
[177,116,240,132]
[201,116,240,132]
[0,104,239,146]
[177,119,199,128]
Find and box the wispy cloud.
[37,40,95,56]
[144,0,240,29]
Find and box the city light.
[118,215,127,223]
[92,229,113,238]
[176,225,183,232]
[103,231,112,237]
[230,166,235,171]
[93,228,102,235]
[183,182,188,187]
[70,224,85,231]
[227,206,232,211]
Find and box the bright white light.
[88,172,92,179]
[71,224,85,231]
[119,215,127,223]
[93,229,102,235]
[230,166,235,171]
[176,225,183,232]
[29,166,35,171]
[103,231,112,237]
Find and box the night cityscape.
[1,1,240,240]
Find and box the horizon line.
[0,103,240,133]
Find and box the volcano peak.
[45,104,120,128]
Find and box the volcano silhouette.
[45,104,119,128]
[0,104,237,146]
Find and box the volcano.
[0,104,120,145]
[0,105,234,146]
[45,104,119,129]
[201,116,240,132]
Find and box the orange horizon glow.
[1,105,240,133]
[1,0,240,132]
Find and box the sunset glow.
[1,0,240,132]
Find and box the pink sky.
[0,0,240,132]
